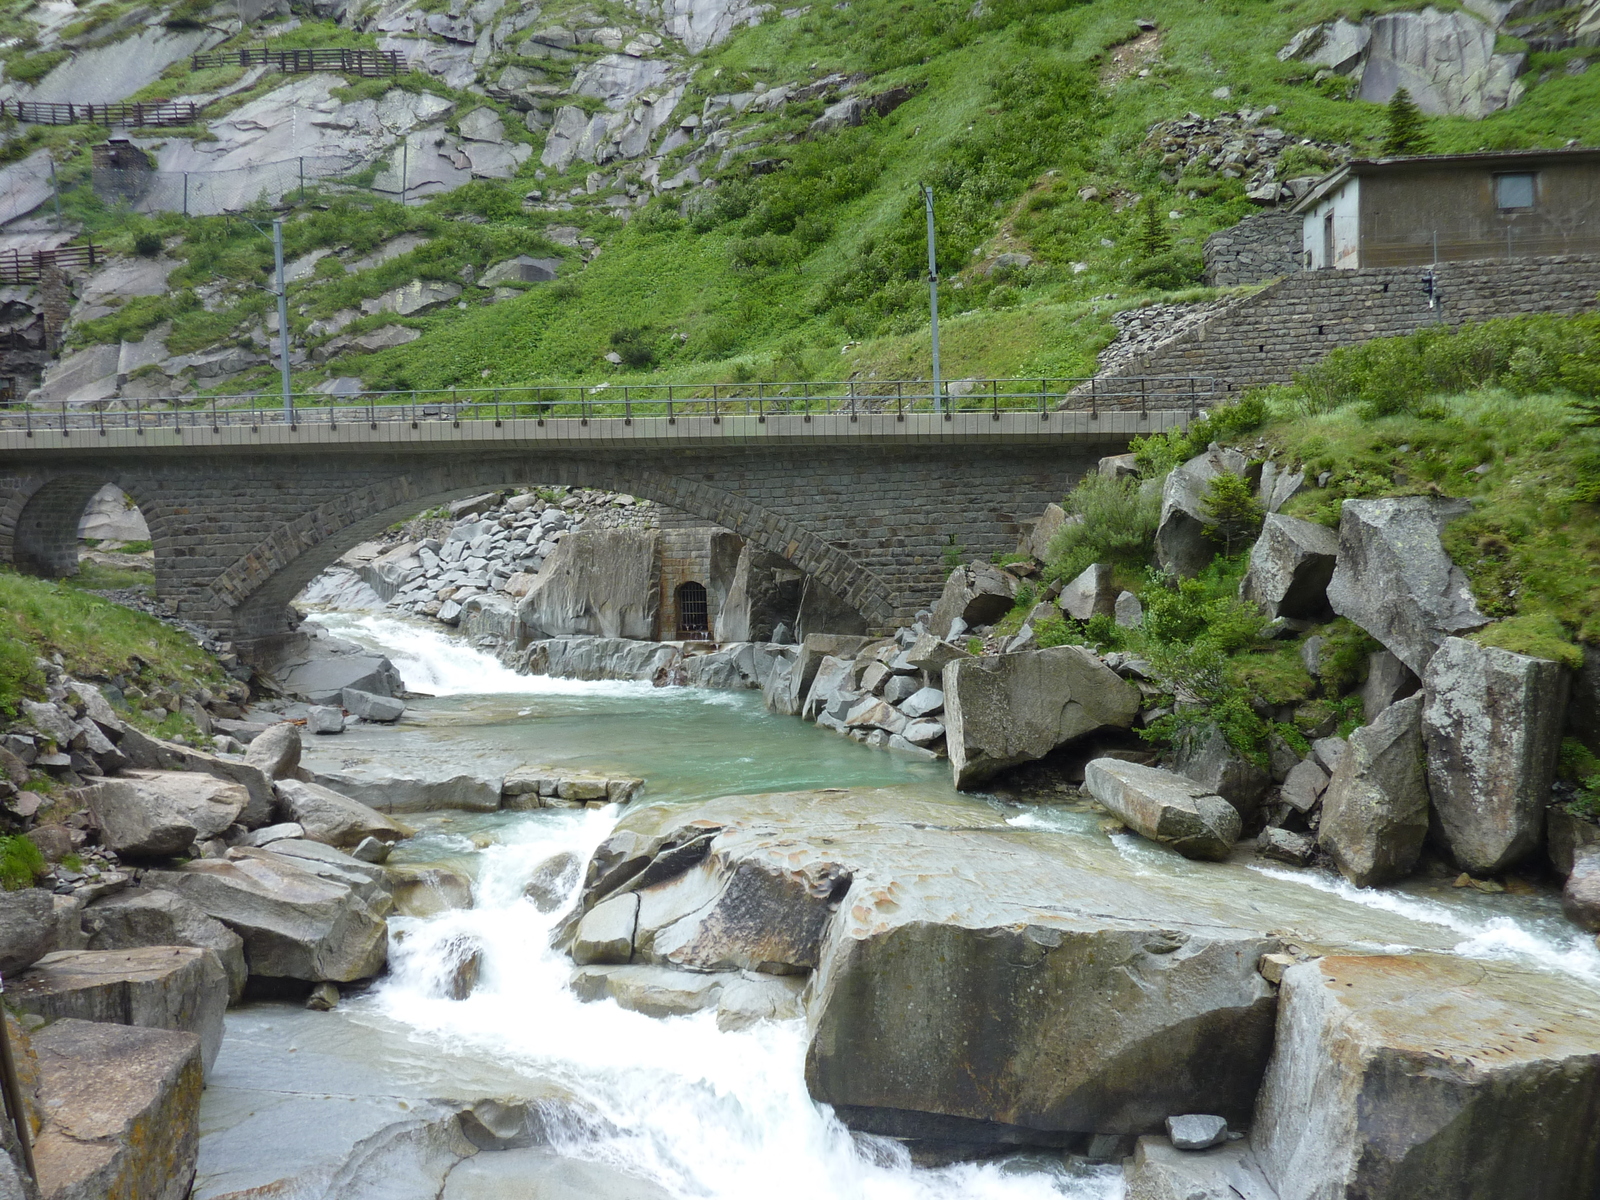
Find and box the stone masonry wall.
[1202,211,1304,287]
[1113,254,1600,393]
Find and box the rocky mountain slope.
[5,0,1600,404]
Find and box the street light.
[922,183,942,414]
[244,217,294,418]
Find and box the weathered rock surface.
[1171,725,1274,823]
[572,893,638,965]
[341,688,406,722]
[1155,447,1248,578]
[1124,1135,1274,1200]
[943,646,1140,788]
[1563,847,1600,932]
[82,888,247,1003]
[1422,637,1568,875]
[1085,759,1243,861]
[390,867,474,918]
[1360,649,1419,722]
[143,845,389,982]
[0,889,57,975]
[1058,563,1118,621]
[32,1019,202,1200]
[1326,497,1488,675]
[242,722,302,781]
[569,963,728,1017]
[518,527,660,640]
[928,564,1019,638]
[1253,955,1600,1200]
[1239,513,1338,619]
[81,770,247,858]
[115,734,275,827]
[10,947,227,1074]
[311,768,503,813]
[274,778,410,848]
[1318,696,1430,888]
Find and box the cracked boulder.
[1239,512,1339,619]
[943,646,1140,788]
[928,563,1019,639]
[1317,696,1430,888]
[1084,759,1242,861]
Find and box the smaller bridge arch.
[1,470,160,579]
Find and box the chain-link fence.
[86,155,401,217]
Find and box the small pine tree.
[1136,195,1172,259]
[1381,88,1430,157]
[1201,472,1265,558]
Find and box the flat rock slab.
[82,770,247,858]
[83,887,247,1003]
[569,963,729,1018]
[1125,1135,1276,1200]
[312,769,503,813]
[33,1018,203,1200]
[274,778,410,848]
[1085,759,1242,861]
[1254,954,1600,1200]
[11,947,228,1074]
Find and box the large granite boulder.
[1422,638,1569,875]
[1326,497,1488,675]
[1239,513,1338,619]
[82,888,247,1003]
[766,633,873,716]
[1252,955,1600,1200]
[1170,725,1273,823]
[903,631,972,676]
[32,1019,202,1200]
[81,771,247,858]
[273,779,410,848]
[1155,447,1248,578]
[928,564,1019,639]
[0,888,57,975]
[518,527,660,640]
[1020,502,1069,561]
[1057,562,1118,621]
[242,722,301,781]
[143,845,390,982]
[309,768,503,814]
[9,947,228,1075]
[114,733,275,827]
[1317,696,1430,888]
[1084,760,1242,861]
[943,646,1140,788]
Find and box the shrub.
[0,836,45,891]
[1201,472,1264,557]
[1129,251,1203,292]
[1044,472,1161,582]
[133,232,163,258]
[1130,393,1269,476]
[608,327,656,368]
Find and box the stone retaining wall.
[1202,211,1303,287]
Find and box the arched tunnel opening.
[10,475,155,590]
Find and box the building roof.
[1289,146,1600,214]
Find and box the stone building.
[1294,147,1600,269]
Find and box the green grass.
[0,837,46,891]
[66,562,156,590]
[0,570,228,716]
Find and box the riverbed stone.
[524,851,582,911]
[943,646,1140,788]
[1084,759,1242,861]
[774,634,875,717]
[1239,513,1339,619]
[82,887,247,1002]
[142,847,389,982]
[341,688,406,722]
[390,867,474,918]
[82,770,247,859]
[569,963,728,1017]
[572,893,638,965]
[1326,497,1488,675]
[312,768,504,813]
[114,734,275,827]
[715,971,807,1031]
[1562,847,1600,932]
[1252,954,1600,1200]
[1166,1114,1229,1151]
[1318,696,1430,887]
[1124,1136,1275,1200]
[1170,725,1272,822]
[32,1019,202,1200]
[274,778,410,849]
[243,722,302,781]
[0,888,58,974]
[1422,637,1569,875]
[9,947,227,1074]
[306,706,345,735]
[928,564,1019,639]
[899,686,945,719]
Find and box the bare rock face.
[1020,502,1070,561]
[1171,725,1273,824]
[1318,696,1430,888]
[32,1019,202,1200]
[1564,847,1600,932]
[82,887,247,1003]
[518,527,660,640]
[82,771,247,858]
[1155,447,1249,578]
[943,646,1140,788]
[1084,759,1242,861]
[1422,637,1569,875]
[243,722,302,782]
[928,563,1020,639]
[9,947,228,1075]
[273,778,410,849]
[1252,955,1600,1200]
[143,844,390,982]
[1239,513,1338,619]
[1326,497,1488,676]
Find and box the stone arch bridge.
[0,406,1182,655]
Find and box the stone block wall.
[1111,254,1600,393]
[1203,211,1304,287]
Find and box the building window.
[676,581,709,639]
[1495,173,1536,211]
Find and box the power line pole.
[923,184,942,413]
[272,218,292,418]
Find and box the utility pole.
[923,184,942,413]
[272,219,292,418]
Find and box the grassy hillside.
[29,0,1600,399]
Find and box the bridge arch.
[1,470,161,579]
[210,456,894,644]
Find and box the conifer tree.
[1381,88,1430,156]
[1136,195,1171,259]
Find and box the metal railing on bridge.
[0,376,1221,438]
[0,98,205,127]
[190,48,405,77]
